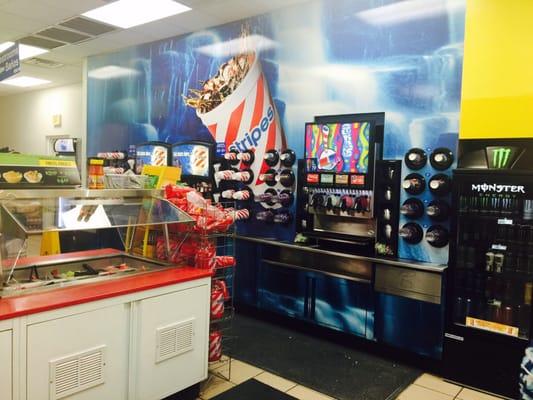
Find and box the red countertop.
[0,249,212,321]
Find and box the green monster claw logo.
[493,148,511,169]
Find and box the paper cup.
[196,54,286,196]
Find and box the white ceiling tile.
[0,0,312,96]
[40,0,110,15]
[0,13,45,36]
[136,11,219,40]
[0,27,25,42]
[0,1,75,25]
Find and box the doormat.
[211,379,297,400]
[230,313,422,400]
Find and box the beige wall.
[0,83,83,154]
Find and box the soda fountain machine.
[296,113,383,255]
[443,139,533,399]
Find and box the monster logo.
[492,148,512,169]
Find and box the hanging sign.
[0,43,20,82]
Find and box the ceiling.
[0,0,309,96]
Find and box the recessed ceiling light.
[0,76,51,87]
[82,0,191,29]
[88,65,141,80]
[0,42,48,60]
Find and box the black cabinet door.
[257,262,309,319]
[313,274,374,339]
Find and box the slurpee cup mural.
[185,50,286,196]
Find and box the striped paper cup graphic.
[197,54,286,196]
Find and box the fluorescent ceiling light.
[196,35,278,58]
[0,42,48,60]
[355,0,465,26]
[82,0,191,29]
[0,76,51,87]
[88,65,141,80]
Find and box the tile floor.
[199,357,507,400]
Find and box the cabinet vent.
[49,345,106,400]
[156,318,195,363]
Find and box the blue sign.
[0,43,20,82]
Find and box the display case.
[0,189,195,298]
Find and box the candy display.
[221,189,236,199]
[238,150,254,165]
[97,152,126,160]
[209,330,223,362]
[215,256,236,268]
[224,151,238,161]
[211,280,229,320]
[211,286,225,319]
[195,244,217,271]
[234,208,250,220]
[233,189,251,201]
[215,170,235,181]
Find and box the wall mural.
[87,0,466,262]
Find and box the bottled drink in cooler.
[519,283,533,336]
[400,198,424,219]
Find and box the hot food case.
[0,189,195,298]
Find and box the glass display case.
[0,189,195,298]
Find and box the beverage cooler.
[444,168,533,398]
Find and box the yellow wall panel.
[461,0,533,138]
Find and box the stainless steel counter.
[236,235,447,304]
[235,235,447,273]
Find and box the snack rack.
[160,187,239,382]
[206,200,237,382]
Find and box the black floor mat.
[212,379,297,400]
[229,313,422,400]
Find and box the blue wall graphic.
[88,0,465,253]
[87,0,465,355]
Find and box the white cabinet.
[133,284,210,400]
[0,329,12,400]
[4,278,210,400]
[27,304,129,400]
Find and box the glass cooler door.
[451,177,533,340]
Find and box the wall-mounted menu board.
[0,153,80,188]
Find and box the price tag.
[466,317,519,337]
[492,244,507,251]
[497,218,513,225]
